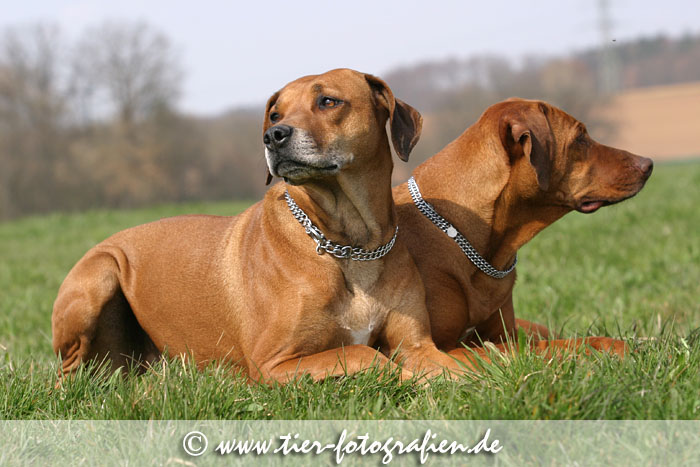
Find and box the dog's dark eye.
[319,96,342,109]
[269,112,280,123]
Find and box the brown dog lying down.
[52,68,470,383]
[393,98,653,362]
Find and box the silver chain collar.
[284,190,398,261]
[407,176,516,279]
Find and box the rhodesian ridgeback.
[52,68,466,383]
[393,98,653,361]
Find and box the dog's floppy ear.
[263,91,280,185]
[501,102,552,190]
[365,74,423,162]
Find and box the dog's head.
[494,98,653,213]
[262,68,422,185]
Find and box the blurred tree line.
[0,21,268,220]
[385,32,700,180]
[1,22,699,220]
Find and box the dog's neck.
[487,187,569,271]
[286,151,397,250]
[412,125,568,274]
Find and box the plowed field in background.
[597,81,700,161]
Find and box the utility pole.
[598,0,621,94]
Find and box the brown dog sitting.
[52,68,468,383]
[393,98,653,361]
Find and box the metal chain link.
[284,191,398,261]
[407,176,516,279]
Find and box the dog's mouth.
[575,165,652,214]
[577,200,607,214]
[576,193,637,214]
[274,159,339,181]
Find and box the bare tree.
[63,21,201,208]
[0,24,71,218]
[73,21,183,130]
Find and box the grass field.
[1,161,699,420]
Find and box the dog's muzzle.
[264,126,340,182]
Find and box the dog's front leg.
[445,336,626,371]
[532,337,627,358]
[255,345,411,384]
[469,295,554,345]
[377,308,478,379]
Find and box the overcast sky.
[2,0,698,115]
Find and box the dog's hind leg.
[52,247,159,381]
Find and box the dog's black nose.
[263,125,293,149]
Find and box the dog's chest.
[336,288,389,346]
